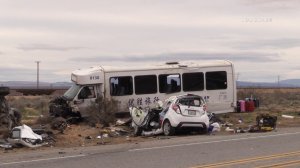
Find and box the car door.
[74,86,97,117]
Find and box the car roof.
[177,94,202,99]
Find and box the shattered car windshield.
[63,84,81,100]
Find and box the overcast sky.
[0,0,300,82]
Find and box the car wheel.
[133,124,142,136]
[163,120,175,136]
[199,126,208,134]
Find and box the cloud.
[70,52,281,63]
[17,44,86,51]
[234,38,300,50]
[244,0,300,10]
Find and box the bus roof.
[71,60,234,84]
[98,60,233,72]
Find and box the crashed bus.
[55,60,236,117]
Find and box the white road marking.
[129,131,300,152]
[0,154,86,166]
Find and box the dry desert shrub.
[85,97,119,127]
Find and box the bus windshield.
[63,84,81,100]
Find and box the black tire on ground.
[0,87,10,96]
[163,120,175,136]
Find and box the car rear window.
[178,98,202,107]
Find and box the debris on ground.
[85,136,92,140]
[0,140,12,149]
[225,127,235,133]
[208,113,223,123]
[222,122,234,127]
[248,114,277,132]
[109,126,131,136]
[96,132,111,145]
[208,122,221,133]
[141,128,163,136]
[238,118,243,123]
[115,118,132,126]
[7,124,43,148]
[281,115,295,119]
[235,127,247,133]
[4,124,56,149]
[51,117,68,133]
[256,114,277,131]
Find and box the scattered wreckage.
[48,96,83,133]
[249,114,277,132]
[0,85,281,150]
[7,124,43,148]
[4,124,55,148]
[49,96,82,120]
[130,94,209,136]
[0,87,21,130]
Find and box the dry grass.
[229,88,300,129]
[6,95,51,120]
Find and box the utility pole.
[277,75,280,88]
[35,61,40,89]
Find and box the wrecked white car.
[162,94,209,135]
[130,94,209,136]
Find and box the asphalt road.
[1,127,300,168]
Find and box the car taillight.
[172,104,181,114]
[203,104,207,112]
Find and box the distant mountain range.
[238,79,300,88]
[1,79,300,89]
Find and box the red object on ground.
[245,100,255,112]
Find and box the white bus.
[64,60,236,116]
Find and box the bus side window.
[206,71,227,90]
[182,72,204,91]
[134,75,157,95]
[110,76,133,96]
[159,74,181,93]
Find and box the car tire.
[133,124,142,136]
[199,126,208,134]
[163,120,175,136]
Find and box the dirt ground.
[2,88,300,151]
